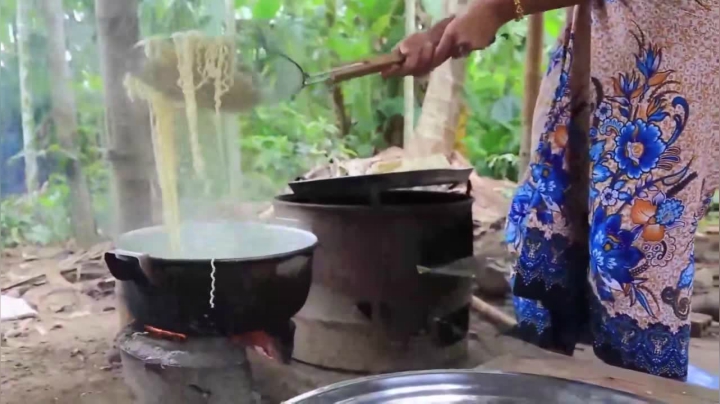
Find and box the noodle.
[173,32,205,178]
[125,33,245,254]
[149,91,182,252]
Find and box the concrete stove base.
[119,331,257,404]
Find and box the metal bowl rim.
[282,369,661,403]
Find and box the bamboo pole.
[519,13,544,176]
[403,0,416,146]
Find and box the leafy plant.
[0,175,71,247]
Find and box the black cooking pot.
[105,221,317,339]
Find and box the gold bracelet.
[513,0,525,21]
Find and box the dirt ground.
[1,243,718,404]
[0,246,132,403]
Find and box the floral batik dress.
[506,1,719,380]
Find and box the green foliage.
[0,175,71,247]
[462,11,566,181]
[0,0,568,245]
[228,0,407,197]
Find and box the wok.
[104,221,317,340]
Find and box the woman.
[386,0,719,380]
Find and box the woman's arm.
[384,0,587,77]
[432,0,586,64]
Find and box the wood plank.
[480,355,718,404]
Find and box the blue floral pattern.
[511,273,551,336]
[507,15,715,381]
[591,298,690,379]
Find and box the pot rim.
[113,220,318,263]
[274,190,474,212]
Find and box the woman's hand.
[382,17,455,78]
[431,0,506,65]
[384,0,511,78]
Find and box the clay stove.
[115,321,296,404]
[117,326,253,404]
[273,190,475,373]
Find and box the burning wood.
[144,325,187,342]
[139,325,288,362]
[230,331,282,362]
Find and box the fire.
[141,325,286,362]
[230,331,281,361]
[144,325,187,342]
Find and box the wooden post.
[519,13,544,176]
[409,0,468,157]
[403,0,417,146]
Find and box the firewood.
[471,296,517,329]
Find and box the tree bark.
[42,0,98,247]
[519,14,544,175]
[95,0,156,234]
[410,0,469,157]
[16,0,38,193]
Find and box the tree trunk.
[95,0,156,234]
[42,0,98,247]
[16,0,38,194]
[410,0,468,157]
[519,14,544,175]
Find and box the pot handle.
[417,256,477,278]
[104,249,152,285]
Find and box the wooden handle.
[330,52,405,83]
[471,296,518,328]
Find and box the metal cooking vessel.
[289,168,474,200]
[104,221,317,348]
[283,370,661,403]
